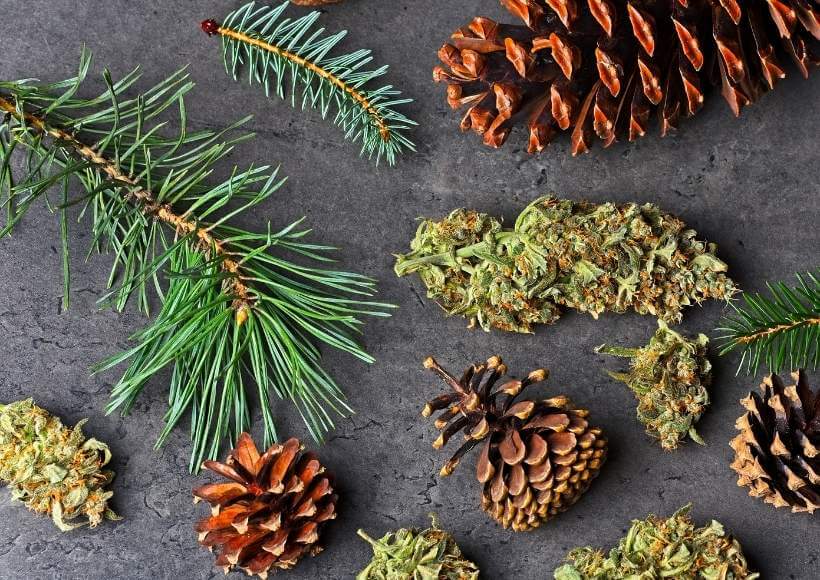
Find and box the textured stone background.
[0,1,818,579]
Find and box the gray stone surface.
[0,1,818,578]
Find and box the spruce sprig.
[201,1,416,166]
[716,270,820,375]
[0,49,393,470]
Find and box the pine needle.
[0,48,394,471]
[201,1,416,166]
[716,270,820,375]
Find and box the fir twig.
[201,1,416,166]
[716,270,820,375]
[0,49,393,470]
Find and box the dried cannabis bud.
[395,197,735,332]
[554,504,759,580]
[357,514,479,580]
[0,399,118,531]
[596,320,712,450]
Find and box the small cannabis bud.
[596,320,712,450]
[554,505,759,580]
[395,197,735,333]
[0,399,118,531]
[357,514,479,580]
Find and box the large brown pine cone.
[434,0,819,154]
[422,356,607,531]
[193,434,338,577]
[730,370,820,514]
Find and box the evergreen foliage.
[717,271,820,375]
[0,49,392,470]
[203,1,416,166]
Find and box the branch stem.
[0,95,253,323]
[735,318,820,344]
[213,24,390,142]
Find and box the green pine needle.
[0,48,394,471]
[715,270,820,375]
[202,1,416,166]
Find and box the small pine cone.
[422,356,607,531]
[434,0,819,155]
[193,434,338,577]
[730,370,820,514]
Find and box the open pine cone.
[434,0,819,154]
[730,370,820,514]
[193,434,337,577]
[422,356,607,531]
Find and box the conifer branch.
[0,49,394,470]
[201,1,416,166]
[0,95,255,319]
[716,270,820,375]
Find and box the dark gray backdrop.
[1,1,818,579]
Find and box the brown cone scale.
[434,0,819,155]
[422,356,607,531]
[730,370,820,514]
[193,434,338,578]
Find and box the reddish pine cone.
[423,356,607,531]
[193,434,337,577]
[434,0,819,155]
[730,371,820,514]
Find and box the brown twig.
[0,95,253,324]
[735,318,820,345]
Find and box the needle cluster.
[203,1,416,166]
[717,270,820,375]
[0,49,392,470]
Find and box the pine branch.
[0,48,393,470]
[201,1,416,166]
[716,270,820,375]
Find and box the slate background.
[0,1,818,579]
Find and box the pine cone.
[434,0,819,154]
[422,356,607,531]
[291,0,342,5]
[730,370,820,514]
[193,434,338,577]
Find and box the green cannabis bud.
[394,196,735,333]
[554,504,759,580]
[596,320,712,450]
[357,514,479,580]
[0,399,119,531]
